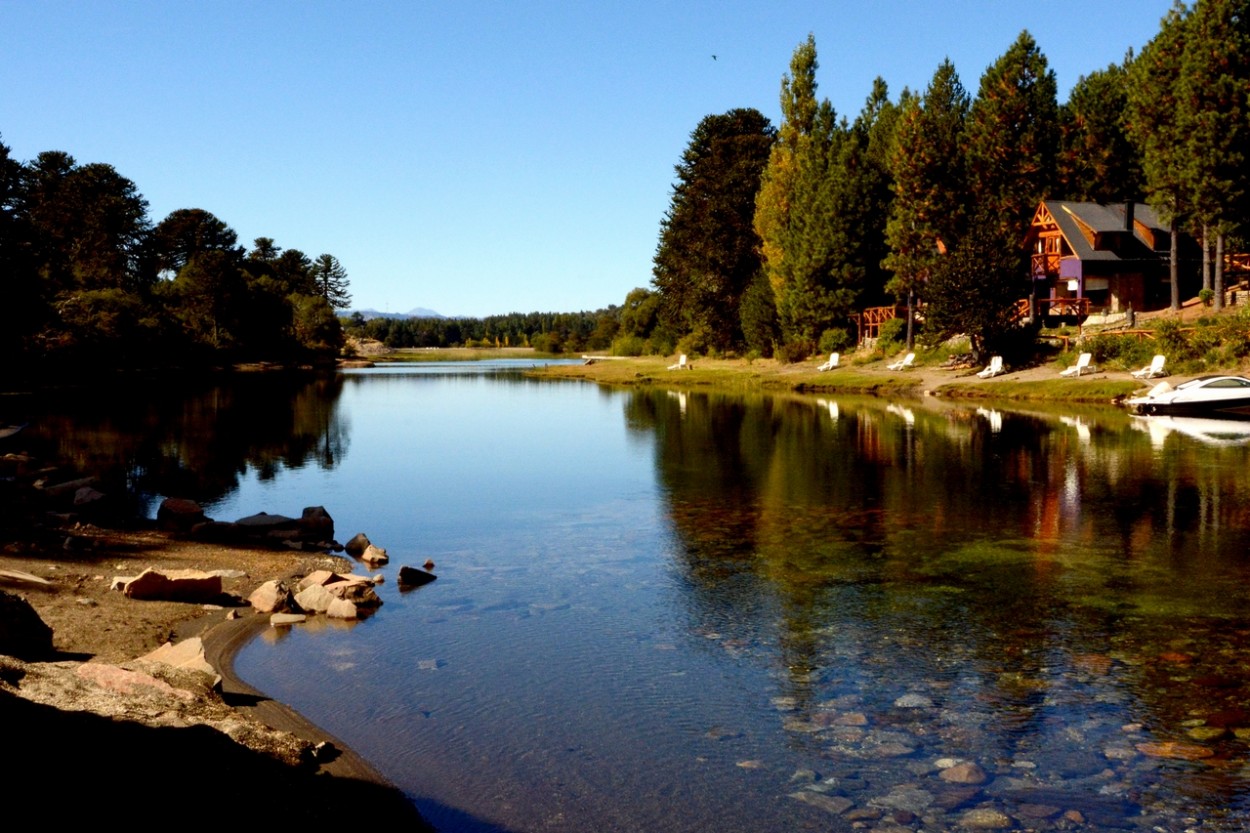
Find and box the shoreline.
[534,351,1150,404]
[0,523,431,827]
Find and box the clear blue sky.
[2,1,1171,318]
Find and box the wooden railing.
[1014,297,1092,322]
[1031,252,1063,277]
[1039,297,1091,317]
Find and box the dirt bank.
[0,523,431,827]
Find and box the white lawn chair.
[887,352,915,371]
[976,356,1004,378]
[667,354,688,370]
[817,352,839,371]
[1059,352,1095,377]
[1132,354,1167,380]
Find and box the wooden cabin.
[1025,200,1199,316]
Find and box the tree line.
[345,307,622,354]
[1,143,352,380]
[641,1,1248,362]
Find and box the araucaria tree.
[311,253,352,309]
[652,108,774,352]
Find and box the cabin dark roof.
[1039,200,1167,264]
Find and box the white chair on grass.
[1059,352,1095,377]
[667,354,688,370]
[817,352,839,371]
[1132,354,1167,380]
[887,352,915,371]
[976,356,1004,378]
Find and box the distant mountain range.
[349,307,446,320]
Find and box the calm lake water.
[23,361,1250,832]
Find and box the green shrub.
[610,335,645,357]
[818,327,852,355]
[775,339,814,363]
[530,332,564,353]
[877,317,907,351]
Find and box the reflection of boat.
[1126,375,1250,416]
[1131,414,1250,447]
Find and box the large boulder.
[156,497,207,531]
[0,590,54,659]
[297,506,335,541]
[122,568,223,603]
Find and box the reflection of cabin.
[1025,200,1199,317]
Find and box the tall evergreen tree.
[960,30,1059,331]
[1127,3,1192,311]
[652,108,775,351]
[1179,0,1250,309]
[1056,60,1144,202]
[310,253,352,309]
[965,31,1059,256]
[754,34,826,346]
[885,59,970,347]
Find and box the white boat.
[1126,375,1250,416]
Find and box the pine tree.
[1056,60,1144,203]
[1127,3,1192,311]
[754,34,825,346]
[965,31,1059,255]
[1179,0,1250,309]
[885,60,970,347]
[652,108,775,351]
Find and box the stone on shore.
[298,506,335,540]
[122,568,223,602]
[76,662,196,701]
[249,579,297,613]
[360,544,389,565]
[136,636,221,689]
[270,612,307,627]
[156,497,207,531]
[326,598,358,619]
[345,532,371,557]
[294,583,337,614]
[293,571,381,617]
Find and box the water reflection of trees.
[633,389,1250,809]
[20,373,348,516]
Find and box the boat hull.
[1128,399,1250,417]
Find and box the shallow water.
[27,362,1250,832]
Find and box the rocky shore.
[0,448,432,827]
